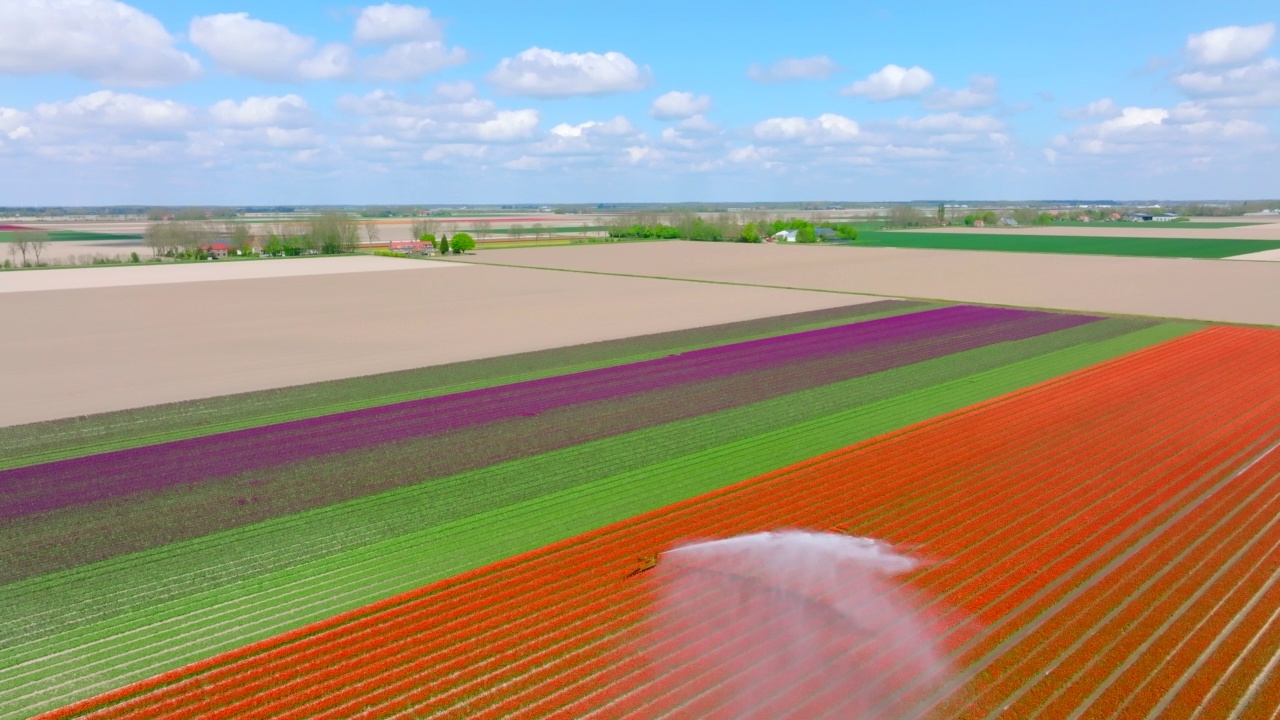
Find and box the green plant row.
[0,321,1196,718]
[0,317,1152,632]
[850,231,1280,259]
[0,301,928,469]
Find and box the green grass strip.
[849,231,1280,259]
[0,320,1196,718]
[0,301,928,469]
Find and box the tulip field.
[4,299,1280,718]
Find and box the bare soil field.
[0,263,878,426]
[3,238,148,266]
[0,256,454,294]
[1226,247,1280,261]
[905,221,1280,240]
[471,241,1280,326]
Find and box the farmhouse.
[389,240,427,254]
[1151,213,1180,222]
[773,230,798,242]
[202,243,230,259]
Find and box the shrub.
[451,233,476,254]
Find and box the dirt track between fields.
[468,242,1280,326]
[0,261,879,426]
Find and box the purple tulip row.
[1,306,1099,519]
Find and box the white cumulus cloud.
[34,91,197,132]
[486,47,652,98]
[1185,23,1275,67]
[753,114,861,143]
[337,89,539,142]
[896,113,1004,133]
[841,64,934,100]
[354,3,443,44]
[363,41,467,81]
[0,0,200,86]
[0,108,33,140]
[923,74,999,110]
[209,95,311,128]
[1175,58,1280,107]
[747,56,839,83]
[649,91,712,120]
[550,116,637,138]
[1061,98,1119,119]
[353,4,466,82]
[190,13,351,81]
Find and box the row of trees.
[605,212,860,244]
[145,212,361,259]
[5,230,49,267]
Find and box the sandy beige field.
[470,242,1280,326]
[0,262,879,426]
[1226,247,1280,261]
[0,256,454,293]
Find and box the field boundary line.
[444,257,1266,328]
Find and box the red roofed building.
[202,243,230,259]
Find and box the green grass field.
[1047,220,1256,228]
[846,230,1280,258]
[0,230,142,242]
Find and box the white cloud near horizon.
[747,56,839,83]
[337,87,540,142]
[0,0,200,87]
[649,91,712,120]
[841,65,935,100]
[1185,23,1275,67]
[486,48,652,98]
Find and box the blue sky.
[0,0,1276,204]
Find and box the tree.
[937,204,947,225]
[308,212,360,254]
[471,219,492,239]
[28,230,48,265]
[361,221,381,246]
[8,234,30,266]
[410,217,438,242]
[510,224,526,241]
[420,233,436,248]
[438,235,450,255]
[739,222,761,243]
[230,224,253,254]
[888,205,928,228]
[451,232,476,254]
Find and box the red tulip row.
[39,325,1280,720]
[953,428,1280,718]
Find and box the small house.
[389,240,426,254]
[1152,213,1179,222]
[773,230,798,243]
[203,243,230,259]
